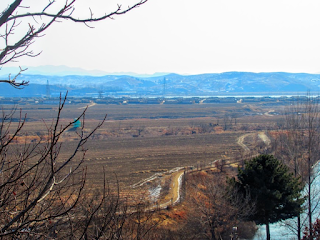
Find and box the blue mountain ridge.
[1,72,320,97]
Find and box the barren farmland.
[4,101,283,192]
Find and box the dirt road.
[258,132,271,146]
[159,170,184,208]
[237,133,252,153]
[237,132,271,153]
[78,101,96,109]
[130,166,184,209]
[130,131,272,211]
[264,110,275,117]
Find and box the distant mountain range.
[1,67,320,98]
[0,65,169,78]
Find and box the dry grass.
[2,101,282,193]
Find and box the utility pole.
[46,80,50,98]
[163,77,166,98]
[230,226,238,240]
[98,90,103,99]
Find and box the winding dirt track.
[78,101,96,109]
[237,133,252,153]
[258,132,271,146]
[237,131,271,153]
[164,131,272,208]
[130,167,185,210]
[135,131,271,211]
[158,170,184,209]
[264,109,275,117]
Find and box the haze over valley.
[1,66,320,98]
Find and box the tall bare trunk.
[266,221,270,240]
[308,157,312,239]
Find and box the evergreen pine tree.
[229,154,304,240]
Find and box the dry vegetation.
[1,100,288,238]
[3,102,284,190]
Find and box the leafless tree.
[186,172,255,240]
[0,0,148,88]
[122,201,163,240]
[276,101,305,239]
[223,114,232,131]
[0,0,153,238]
[137,126,145,136]
[231,112,239,126]
[0,94,162,239]
[0,93,130,238]
[273,94,320,239]
[73,179,128,239]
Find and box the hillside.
[1,72,320,97]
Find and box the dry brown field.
[2,101,286,193]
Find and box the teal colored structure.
[73,118,81,128]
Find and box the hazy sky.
[3,0,320,74]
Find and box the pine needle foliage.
[229,154,305,240]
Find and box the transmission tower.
[98,90,103,99]
[46,80,51,98]
[163,77,166,98]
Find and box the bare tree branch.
[0,92,115,237]
[0,66,28,88]
[7,1,148,24]
[0,0,22,27]
[0,0,148,88]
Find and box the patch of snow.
[173,173,184,205]
[130,167,184,188]
[149,184,162,202]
